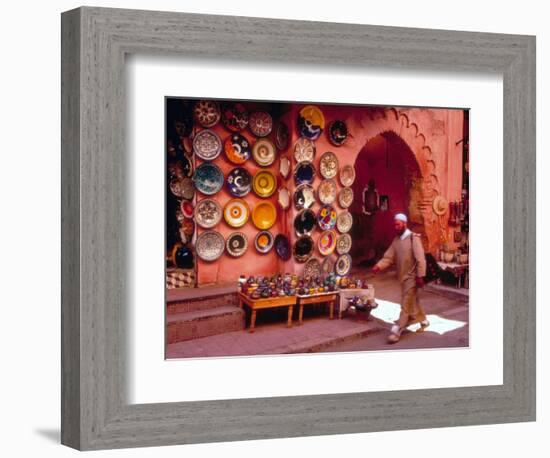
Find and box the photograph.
[165,98,470,359]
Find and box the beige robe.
[375,232,427,328]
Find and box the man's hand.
[371,266,381,275]
[415,276,425,288]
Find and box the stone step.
[167,285,239,315]
[167,305,245,344]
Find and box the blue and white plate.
[193,163,224,195]
[226,167,252,197]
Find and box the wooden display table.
[296,291,338,325]
[238,293,296,333]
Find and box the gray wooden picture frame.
[61,6,536,451]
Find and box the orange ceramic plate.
[252,201,277,230]
[223,198,250,228]
[252,170,277,198]
[318,229,337,256]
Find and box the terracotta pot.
[444,252,455,263]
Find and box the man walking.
[372,213,430,343]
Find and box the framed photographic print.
[61,6,536,451]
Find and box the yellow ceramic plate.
[252,201,277,230]
[223,198,250,228]
[252,170,277,198]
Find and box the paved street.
[319,270,469,353]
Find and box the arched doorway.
[349,131,424,267]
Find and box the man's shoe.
[387,324,401,344]
[416,320,430,333]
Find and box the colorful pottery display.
[196,230,225,261]
[226,167,252,197]
[279,155,291,179]
[338,186,354,208]
[249,111,273,137]
[223,198,250,228]
[170,176,195,200]
[318,229,337,256]
[193,163,224,195]
[180,218,195,239]
[321,256,335,275]
[275,121,290,150]
[328,120,348,146]
[297,105,325,140]
[226,232,248,257]
[293,137,316,162]
[278,187,290,210]
[221,103,249,132]
[172,243,194,269]
[193,129,222,161]
[303,258,322,278]
[193,100,221,128]
[317,205,337,230]
[293,184,316,210]
[293,235,314,262]
[254,230,274,254]
[339,164,356,187]
[194,199,222,229]
[336,210,353,233]
[318,179,337,205]
[319,151,339,179]
[252,138,277,167]
[274,234,291,261]
[294,209,316,236]
[252,170,277,198]
[294,161,316,186]
[168,156,192,179]
[224,133,251,164]
[336,233,352,255]
[252,201,277,230]
[335,253,352,276]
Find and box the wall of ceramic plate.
[166,99,465,287]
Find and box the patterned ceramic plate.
[297,105,325,140]
[249,111,273,137]
[336,210,353,233]
[193,163,224,195]
[226,167,252,197]
[328,120,348,146]
[252,201,277,230]
[278,187,290,210]
[321,256,335,275]
[318,229,337,256]
[293,137,316,162]
[293,235,314,263]
[226,232,248,257]
[274,234,291,261]
[293,184,316,210]
[252,138,277,167]
[338,187,354,208]
[180,200,194,219]
[254,230,274,254]
[336,233,352,255]
[275,121,290,150]
[193,129,222,161]
[221,103,249,132]
[335,253,352,276]
[294,209,316,236]
[224,133,251,164]
[294,161,316,186]
[194,199,222,229]
[318,179,337,205]
[253,170,277,198]
[319,151,339,179]
[339,164,356,187]
[193,100,221,128]
[317,205,337,231]
[303,258,322,278]
[169,176,195,200]
[223,198,250,228]
[196,230,225,262]
[279,155,291,179]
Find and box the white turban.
[394,213,408,223]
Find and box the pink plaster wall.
[196,102,464,286]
